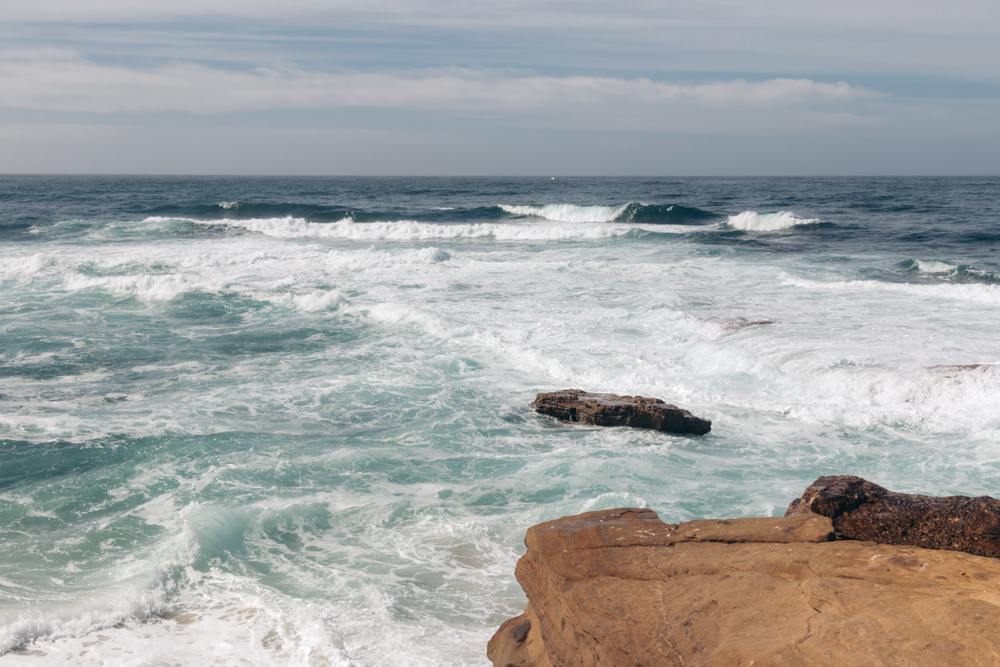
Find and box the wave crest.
[894,259,1000,285]
[498,204,627,223]
[499,202,716,224]
[727,211,821,231]
[143,216,631,241]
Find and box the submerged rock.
[786,474,1000,558]
[927,364,996,377]
[489,507,1000,667]
[718,317,777,334]
[531,389,711,435]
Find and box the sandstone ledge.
[489,507,1000,667]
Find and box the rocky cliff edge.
[488,506,1000,666]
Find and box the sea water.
[1,176,998,665]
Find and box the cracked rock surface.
[488,507,1000,667]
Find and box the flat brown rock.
[489,507,1000,667]
[786,475,1000,558]
[531,389,711,435]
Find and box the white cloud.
[3,1,997,88]
[0,2,995,175]
[0,50,878,115]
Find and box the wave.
[726,211,822,231]
[620,203,718,224]
[0,550,180,655]
[499,202,717,224]
[142,202,388,223]
[499,204,628,223]
[894,259,1000,285]
[143,216,633,241]
[781,272,1000,305]
[61,272,355,312]
[0,253,59,277]
[774,362,1000,434]
[911,259,956,275]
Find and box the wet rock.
[786,474,1000,558]
[531,389,711,435]
[488,507,1000,667]
[719,317,777,333]
[927,364,996,377]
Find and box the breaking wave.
[143,216,632,241]
[727,211,822,231]
[894,259,1000,285]
[781,272,1000,305]
[499,202,716,224]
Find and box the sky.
[1,0,998,175]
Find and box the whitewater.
[1,176,999,665]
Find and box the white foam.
[727,211,821,231]
[498,204,628,223]
[62,273,231,301]
[579,493,648,512]
[143,216,630,241]
[0,253,58,277]
[781,364,1000,433]
[0,558,180,655]
[781,272,1000,305]
[291,289,347,312]
[323,246,451,272]
[358,302,467,339]
[914,259,956,274]
[218,202,238,209]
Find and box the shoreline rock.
[491,480,1000,666]
[786,474,1000,558]
[718,317,777,333]
[928,364,996,377]
[531,389,711,435]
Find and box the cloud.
[0,49,879,115]
[4,0,998,31]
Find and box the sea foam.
[727,211,821,231]
[498,204,628,223]
[8,176,1000,666]
[781,272,1000,305]
[142,216,631,241]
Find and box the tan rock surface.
[489,507,1000,667]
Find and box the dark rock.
[509,619,531,643]
[531,389,710,435]
[719,317,777,333]
[928,364,996,377]
[786,475,1000,558]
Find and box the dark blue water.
[3,176,998,261]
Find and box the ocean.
[1,175,999,665]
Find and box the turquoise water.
[2,176,1000,664]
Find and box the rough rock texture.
[488,507,1000,667]
[786,475,1000,559]
[531,389,711,435]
